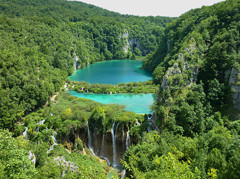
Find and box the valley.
[0,0,240,178]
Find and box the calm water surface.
[68,60,154,114]
[68,60,152,84]
[68,91,155,114]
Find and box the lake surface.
[68,60,152,84]
[68,91,155,114]
[68,60,154,114]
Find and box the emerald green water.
[68,60,154,114]
[68,60,152,84]
[68,91,155,114]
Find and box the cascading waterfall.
[100,156,111,166]
[47,132,57,153]
[122,124,125,151]
[147,115,152,132]
[36,119,45,125]
[115,122,119,139]
[87,121,95,156]
[126,130,131,150]
[23,127,28,139]
[53,133,57,143]
[111,122,117,167]
[100,134,105,156]
[100,134,112,166]
[121,170,126,179]
[93,131,99,155]
[136,119,140,126]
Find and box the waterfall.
[115,122,119,139]
[101,134,105,156]
[93,130,100,155]
[136,119,140,126]
[87,122,95,156]
[126,130,131,150]
[100,156,111,166]
[122,124,125,142]
[111,122,117,167]
[121,170,126,179]
[52,133,57,143]
[23,127,28,139]
[122,124,125,152]
[47,132,57,153]
[36,119,45,125]
[147,115,152,132]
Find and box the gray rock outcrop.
[28,151,36,166]
[54,156,78,174]
[228,68,240,109]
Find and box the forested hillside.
[122,0,240,178]
[0,0,172,130]
[1,0,240,178]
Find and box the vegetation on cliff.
[123,0,240,178]
[1,0,240,178]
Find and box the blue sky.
[75,0,224,17]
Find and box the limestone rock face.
[161,39,198,90]
[161,64,182,90]
[120,30,147,56]
[54,156,78,173]
[120,31,130,53]
[73,55,80,71]
[228,68,240,109]
[28,151,36,165]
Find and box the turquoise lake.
[68,60,154,114]
[68,91,155,114]
[68,60,152,84]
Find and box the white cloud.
[74,0,224,17]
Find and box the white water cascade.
[111,122,117,167]
[36,119,45,125]
[147,116,152,132]
[126,130,131,150]
[115,122,119,140]
[136,119,140,126]
[101,134,105,156]
[100,156,111,166]
[121,169,126,179]
[47,133,57,153]
[122,124,125,152]
[23,127,28,139]
[87,122,95,156]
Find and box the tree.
[0,130,37,178]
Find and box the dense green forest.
[122,0,240,178]
[0,0,172,178]
[67,80,157,94]
[1,0,240,178]
[0,0,172,130]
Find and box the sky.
[75,0,224,17]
